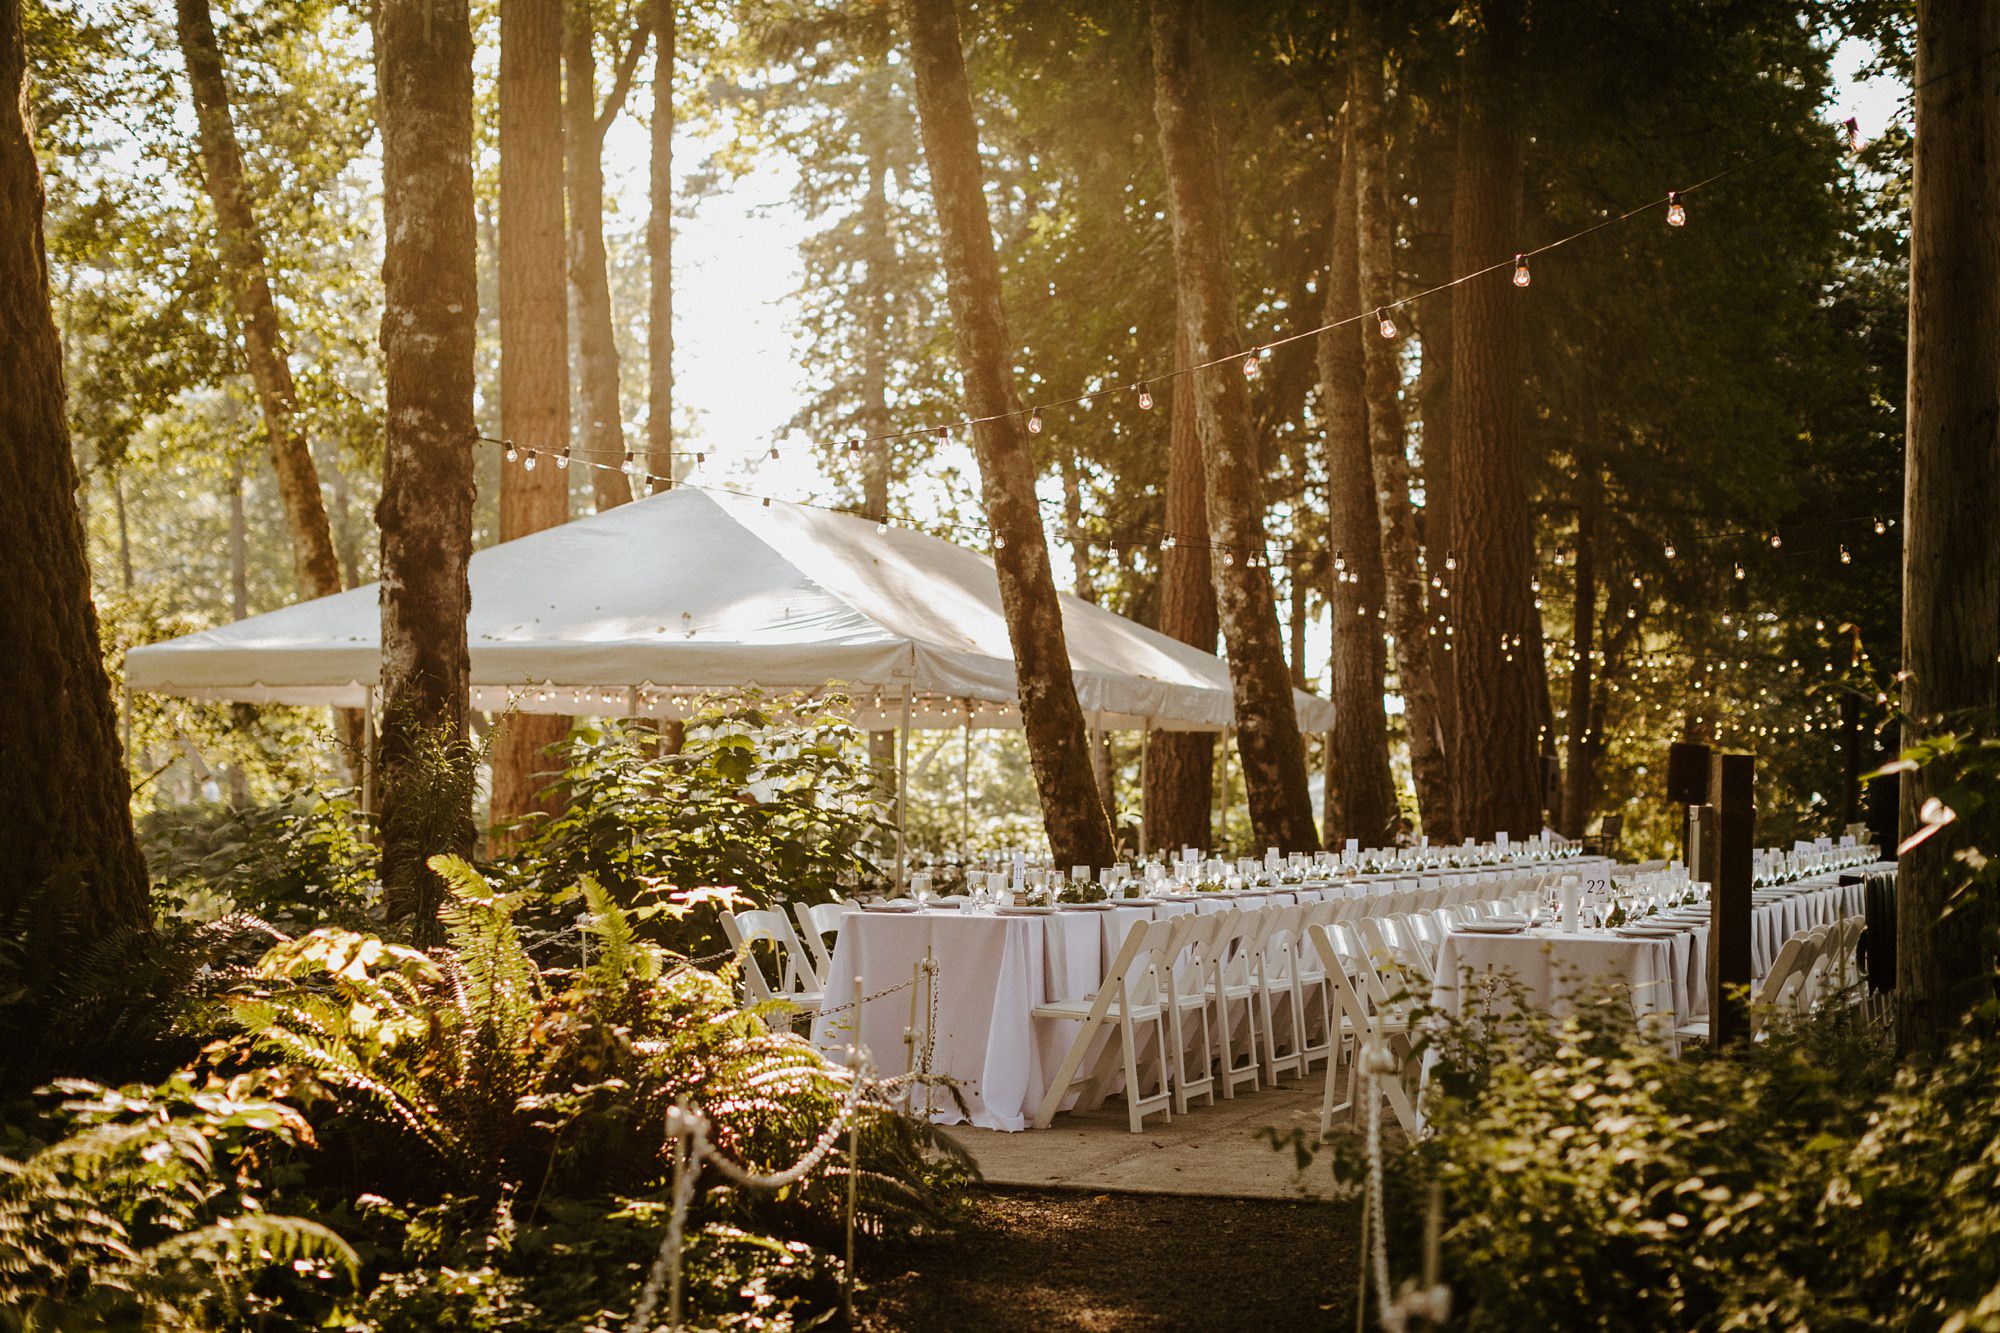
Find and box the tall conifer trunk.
[1150,0,1318,851]
[565,2,644,509]
[1447,0,1542,839]
[173,0,366,773]
[0,0,147,937]
[1320,126,1398,847]
[491,0,574,833]
[647,0,674,487]
[1351,0,1453,840]
[900,0,1114,867]
[1898,0,2000,1055]
[373,0,478,931]
[1143,323,1217,852]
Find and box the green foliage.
[0,1071,355,1330]
[141,789,378,928]
[226,856,967,1235]
[1322,989,2000,1331]
[506,698,893,952]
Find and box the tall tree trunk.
[1059,454,1117,832]
[1412,96,1458,789]
[0,0,148,937]
[1143,323,1217,852]
[1319,125,1398,848]
[173,0,366,776]
[647,0,674,485]
[861,143,897,779]
[565,3,644,510]
[900,0,1113,866]
[1287,548,1308,691]
[1898,0,2000,1056]
[1447,0,1542,839]
[1351,7,1452,841]
[228,457,249,621]
[491,0,575,834]
[373,0,478,933]
[1560,464,1599,839]
[1150,0,1318,852]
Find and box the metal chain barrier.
[626,960,951,1332]
[1358,1039,1452,1333]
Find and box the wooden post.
[1706,751,1755,1048]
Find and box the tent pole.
[896,689,913,889]
[1137,721,1151,859]
[961,701,972,851]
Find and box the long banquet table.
[812,857,1612,1131]
[1429,864,1885,1033]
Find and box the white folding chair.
[1031,918,1177,1132]
[1308,924,1418,1138]
[1251,905,1310,1084]
[721,908,824,1032]
[790,899,855,984]
[1204,908,1263,1098]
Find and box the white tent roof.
[125,486,1333,733]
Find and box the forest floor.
[857,1186,1362,1331]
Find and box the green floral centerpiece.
[1057,881,1108,904]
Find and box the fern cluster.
[0,1072,356,1328]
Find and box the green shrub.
[140,790,378,929]
[505,698,894,954]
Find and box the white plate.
[1457,921,1528,935]
[997,905,1055,915]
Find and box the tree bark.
[173,0,367,775]
[647,0,674,485]
[1447,0,1543,839]
[373,0,479,931]
[1319,125,1398,848]
[900,0,1114,867]
[565,1,644,509]
[1143,322,1217,853]
[1898,0,2000,1056]
[1059,453,1117,831]
[1150,0,1318,852]
[491,0,576,834]
[0,0,148,937]
[1412,95,1458,793]
[861,139,897,779]
[1561,465,1599,839]
[1351,6,1453,841]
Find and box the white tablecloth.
[1431,866,1882,1030]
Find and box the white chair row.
[1673,914,1868,1045]
[720,899,861,1032]
[1030,883,1530,1135]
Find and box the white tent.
[126,486,1334,735]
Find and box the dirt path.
[859,1187,1362,1331]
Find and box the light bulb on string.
[769,446,781,461]
[1027,409,1043,435]
[1160,533,1176,551]
[1242,351,1262,380]
[1874,516,1887,535]
[1376,308,1397,339]
[1840,545,1852,565]
[504,440,519,463]
[848,439,862,456]
[1512,254,1531,287]
[1138,387,1154,410]
[1444,551,1458,572]
[523,449,538,472]
[1222,549,1236,567]
[1664,541,1677,559]
[1734,562,1745,580]
[556,446,570,470]
[1770,532,1782,549]
[937,425,949,442]
[1666,191,1686,227]
[877,519,889,535]
[762,497,772,507]
[994,532,1007,550]
[695,451,706,465]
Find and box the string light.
[1512,254,1531,287]
[1444,551,1458,572]
[1027,409,1043,435]
[556,446,570,470]
[1874,516,1887,535]
[848,439,862,456]
[1376,308,1397,339]
[1734,562,1746,580]
[994,532,1008,550]
[503,440,518,463]
[1664,541,1677,559]
[1840,544,1852,564]
[768,446,781,461]
[1666,191,1686,227]
[522,448,538,472]
[1138,387,1154,410]
[1242,351,1262,379]
[1769,532,1782,549]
